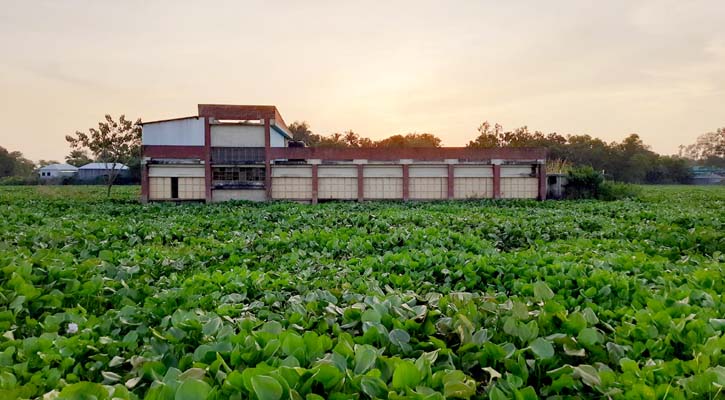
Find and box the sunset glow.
[1,0,723,160]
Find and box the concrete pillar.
[264,118,271,201]
[538,162,547,201]
[311,164,319,205]
[140,160,149,204]
[357,164,364,202]
[204,118,212,203]
[447,164,455,199]
[492,164,501,199]
[402,164,410,201]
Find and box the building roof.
[140,116,200,126]
[79,162,130,170]
[39,163,78,171]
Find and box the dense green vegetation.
[1,186,724,399]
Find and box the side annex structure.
[141,104,547,203]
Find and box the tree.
[313,130,373,148]
[37,160,60,168]
[65,149,93,167]
[375,133,442,148]
[466,120,694,183]
[288,121,322,146]
[0,146,35,178]
[66,115,141,196]
[680,128,725,166]
[467,121,503,148]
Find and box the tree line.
[290,120,724,184]
[1,116,723,186]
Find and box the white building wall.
[410,178,447,199]
[319,178,357,199]
[272,178,312,199]
[178,178,205,199]
[501,177,538,199]
[364,178,403,199]
[409,165,448,178]
[317,166,357,199]
[363,166,403,178]
[148,165,205,178]
[39,170,77,179]
[318,166,357,178]
[454,166,493,178]
[454,178,493,199]
[149,177,171,200]
[270,130,286,147]
[501,165,536,177]
[143,118,205,146]
[272,166,312,178]
[210,125,265,147]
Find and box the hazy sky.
[1,0,724,161]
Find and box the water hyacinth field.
[0,185,724,399]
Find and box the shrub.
[0,175,39,185]
[599,181,642,201]
[564,166,603,199]
[565,166,640,200]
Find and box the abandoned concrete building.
[140,104,547,203]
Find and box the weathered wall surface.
[143,118,205,146]
[210,125,265,147]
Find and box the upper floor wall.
[209,124,288,147]
[143,116,289,148]
[142,117,204,146]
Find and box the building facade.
[38,163,78,180]
[141,104,547,203]
[78,163,130,182]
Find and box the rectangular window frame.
[212,166,266,189]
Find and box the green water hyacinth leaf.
[354,345,378,375]
[175,379,211,400]
[361,309,382,323]
[251,375,283,400]
[360,376,388,399]
[57,382,110,400]
[529,337,555,359]
[389,329,411,351]
[392,360,421,390]
[1,186,723,399]
[533,281,555,301]
[577,327,601,347]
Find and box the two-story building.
[141,104,547,203]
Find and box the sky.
[1,0,724,161]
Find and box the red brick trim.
[264,119,271,200]
[311,164,319,205]
[198,104,277,121]
[402,165,409,201]
[357,164,364,202]
[143,145,205,158]
[493,165,501,199]
[269,147,545,161]
[447,165,454,199]
[204,118,212,203]
[538,164,547,201]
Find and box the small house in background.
[38,163,78,180]
[691,166,724,185]
[78,163,130,182]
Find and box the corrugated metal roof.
[79,163,130,170]
[38,163,79,171]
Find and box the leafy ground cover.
[0,185,723,399]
